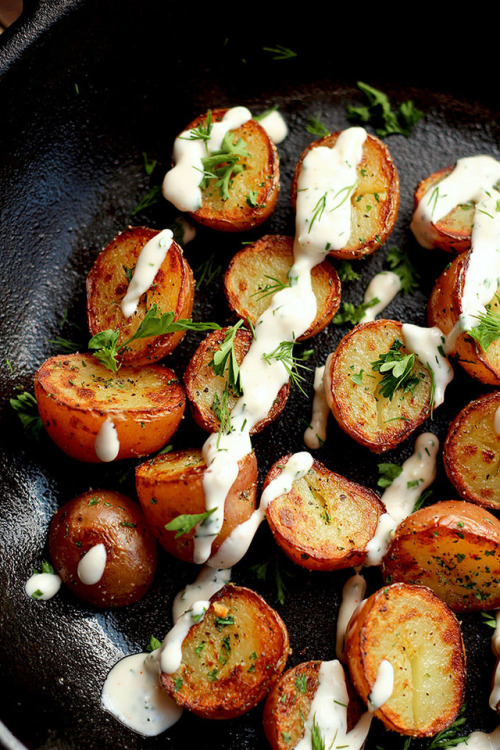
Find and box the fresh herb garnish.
[212,384,234,447]
[377,462,403,488]
[371,339,420,400]
[252,275,290,300]
[481,611,498,629]
[209,319,244,396]
[142,152,158,176]
[10,391,43,439]
[146,635,162,652]
[132,184,162,215]
[295,673,308,693]
[385,246,420,294]
[214,615,235,630]
[263,44,297,60]
[262,340,310,394]
[47,336,81,353]
[200,130,248,201]
[412,489,432,513]
[306,116,330,138]
[332,297,379,326]
[467,297,500,351]
[195,254,222,288]
[164,507,217,538]
[426,704,467,749]
[337,260,361,283]
[310,715,326,750]
[346,81,423,138]
[250,555,291,605]
[183,110,213,143]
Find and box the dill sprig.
[183,110,213,142]
[251,275,290,300]
[209,319,244,396]
[262,340,311,394]
[200,130,248,201]
[371,339,420,400]
[426,704,468,749]
[467,296,500,351]
[346,81,423,138]
[211,384,235,447]
[306,116,330,138]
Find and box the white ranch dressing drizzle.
[77,543,106,585]
[358,271,402,323]
[452,727,500,750]
[120,228,173,318]
[365,432,439,566]
[162,106,252,213]
[401,323,454,408]
[335,571,367,661]
[257,109,288,144]
[94,417,120,462]
[25,571,61,600]
[303,365,328,449]
[367,659,394,712]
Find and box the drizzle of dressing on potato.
[335,571,366,661]
[120,228,173,318]
[25,571,61,601]
[77,543,107,585]
[358,270,402,323]
[401,323,454,408]
[367,659,394,712]
[94,417,120,462]
[257,109,288,144]
[303,365,328,449]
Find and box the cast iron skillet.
[1,3,500,748]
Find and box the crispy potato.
[444,392,500,510]
[263,455,385,571]
[223,234,341,340]
[324,319,432,453]
[161,584,289,719]
[291,131,399,260]
[86,226,194,366]
[345,582,466,737]
[263,660,364,750]
[428,252,500,385]
[382,500,500,611]
[34,353,185,462]
[183,326,289,434]
[167,108,279,232]
[49,490,157,607]
[135,448,257,562]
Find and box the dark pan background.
[1,3,500,748]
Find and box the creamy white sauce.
[77,543,106,585]
[358,271,402,323]
[494,405,500,436]
[94,417,120,462]
[258,109,288,144]
[402,323,454,408]
[452,727,500,750]
[25,571,61,600]
[304,365,328,449]
[162,106,252,213]
[171,566,231,623]
[335,572,367,661]
[365,432,439,566]
[120,228,173,318]
[367,660,394,712]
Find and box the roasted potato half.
[35,353,185,462]
[291,131,399,260]
[86,225,194,366]
[161,584,289,719]
[444,392,500,510]
[428,252,500,385]
[184,326,289,434]
[263,660,364,750]
[382,500,500,611]
[263,455,385,571]
[165,108,279,232]
[324,319,432,453]
[223,234,341,340]
[49,490,157,607]
[135,448,257,562]
[345,582,466,737]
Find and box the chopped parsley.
[371,339,420,400]
[164,507,217,538]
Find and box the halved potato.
[164,108,279,232]
[135,448,257,562]
[160,584,289,719]
[291,131,399,260]
[34,353,185,462]
[223,234,341,340]
[324,319,432,453]
[49,490,157,607]
[444,392,500,510]
[263,455,385,571]
[428,252,500,385]
[382,500,500,611]
[345,582,466,737]
[183,326,289,434]
[86,225,194,366]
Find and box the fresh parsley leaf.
[209,319,244,395]
[346,81,424,138]
[467,297,500,351]
[337,260,361,283]
[385,246,420,294]
[164,507,217,538]
[377,462,403,488]
[146,635,162,652]
[371,339,420,400]
[10,391,43,439]
[481,611,498,629]
[332,297,379,326]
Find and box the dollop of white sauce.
[452,727,500,750]
[358,271,402,323]
[171,566,231,623]
[335,572,367,661]
[25,571,61,601]
[367,659,394,712]
[402,323,454,408]
[258,109,288,144]
[77,543,107,585]
[94,418,120,462]
[304,365,328,449]
[120,228,173,318]
[162,106,252,213]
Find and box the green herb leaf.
[385,246,420,294]
[426,703,467,749]
[146,635,162,652]
[310,715,326,750]
[164,507,217,538]
[252,275,290,301]
[332,297,380,326]
[371,339,420,400]
[262,340,311,395]
[306,116,330,138]
[467,296,500,351]
[346,81,423,138]
[263,45,297,60]
[132,184,162,215]
[200,131,248,201]
[337,260,361,283]
[10,391,43,439]
[209,319,244,395]
[377,462,403,488]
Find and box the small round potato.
[49,490,157,607]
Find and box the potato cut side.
[161,584,289,719]
[86,225,194,365]
[135,448,257,562]
[345,583,466,737]
[428,252,500,386]
[444,392,500,510]
[35,353,185,462]
[180,109,279,232]
[264,455,385,570]
[291,131,399,260]
[223,234,341,340]
[324,319,432,453]
[184,326,289,434]
[382,500,500,611]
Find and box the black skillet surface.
[1,3,500,749]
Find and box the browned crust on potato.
[444,392,500,510]
[427,252,500,385]
[135,448,257,562]
[183,326,289,434]
[161,584,289,719]
[291,131,399,260]
[223,234,341,340]
[181,108,279,232]
[86,225,194,366]
[49,490,157,607]
[324,319,432,453]
[345,582,466,737]
[263,455,385,571]
[382,500,500,611]
[34,353,185,462]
